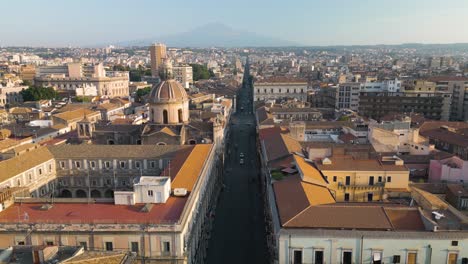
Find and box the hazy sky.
[1,0,468,47]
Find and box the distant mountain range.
[118,23,298,48]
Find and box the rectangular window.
[120,161,126,168]
[333,176,337,182]
[387,176,392,182]
[378,176,382,183]
[343,251,352,264]
[105,242,113,251]
[369,176,374,186]
[17,241,25,245]
[105,161,111,168]
[407,252,417,264]
[293,250,302,264]
[345,176,351,186]
[60,161,65,168]
[162,241,170,252]
[314,250,324,264]
[75,161,81,168]
[90,161,96,168]
[452,241,459,246]
[46,241,54,246]
[150,161,156,168]
[135,161,141,168]
[131,242,139,253]
[38,169,42,175]
[148,190,154,197]
[344,193,350,201]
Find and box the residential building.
[34,63,129,98]
[419,122,468,160]
[173,65,193,89]
[359,91,451,121]
[429,156,468,183]
[150,43,167,77]
[429,76,468,121]
[0,143,222,264]
[0,85,26,107]
[336,82,361,111]
[254,77,308,103]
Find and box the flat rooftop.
[0,144,212,225]
[0,199,186,224]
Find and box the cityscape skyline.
[2,0,468,47]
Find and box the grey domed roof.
[149,79,188,103]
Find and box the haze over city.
[2,0,468,47]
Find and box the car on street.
[239,158,244,165]
[240,152,244,158]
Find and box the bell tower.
[77,115,95,139]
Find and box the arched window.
[178,109,183,123]
[157,142,167,146]
[163,110,168,124]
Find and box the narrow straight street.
[206,60,269,264]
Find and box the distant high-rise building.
[150,43,167,77]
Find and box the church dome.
[149,79,188,104]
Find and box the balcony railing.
[337,181,385,190]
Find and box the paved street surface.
[206,60,269,264]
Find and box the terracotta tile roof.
[256,106,271,124]
[281,134,302,154]
[0,138,28,152]
[259,127,284,141]
[339,133,358,143]
[300,182,335,207]
[0,199,186,224]
[10,107,33,114]
[419,121,468,134]
[447,184,468,197]
[427,76,468,82]
[284,205,393,230]
[294,155,328,187]
[256,77,308,84]
[420,128,468,147]
[53,108,100,122]
[47,144,189,159]
[273,175,310,224]
[96,102,120,111]
[159,127,178,137]
[171,144,212,191]
[0,146,54,183]
[384,208,425,231]
[62,251,127,264]
[316,155,408,172]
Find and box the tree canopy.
[20,86,58,101]
[190,64,215,81]
[135,86,152,102]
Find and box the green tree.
[20,86,58,101]
[190,64,213,81]
[135,86,152,102]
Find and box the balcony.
[337,181,385,191]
